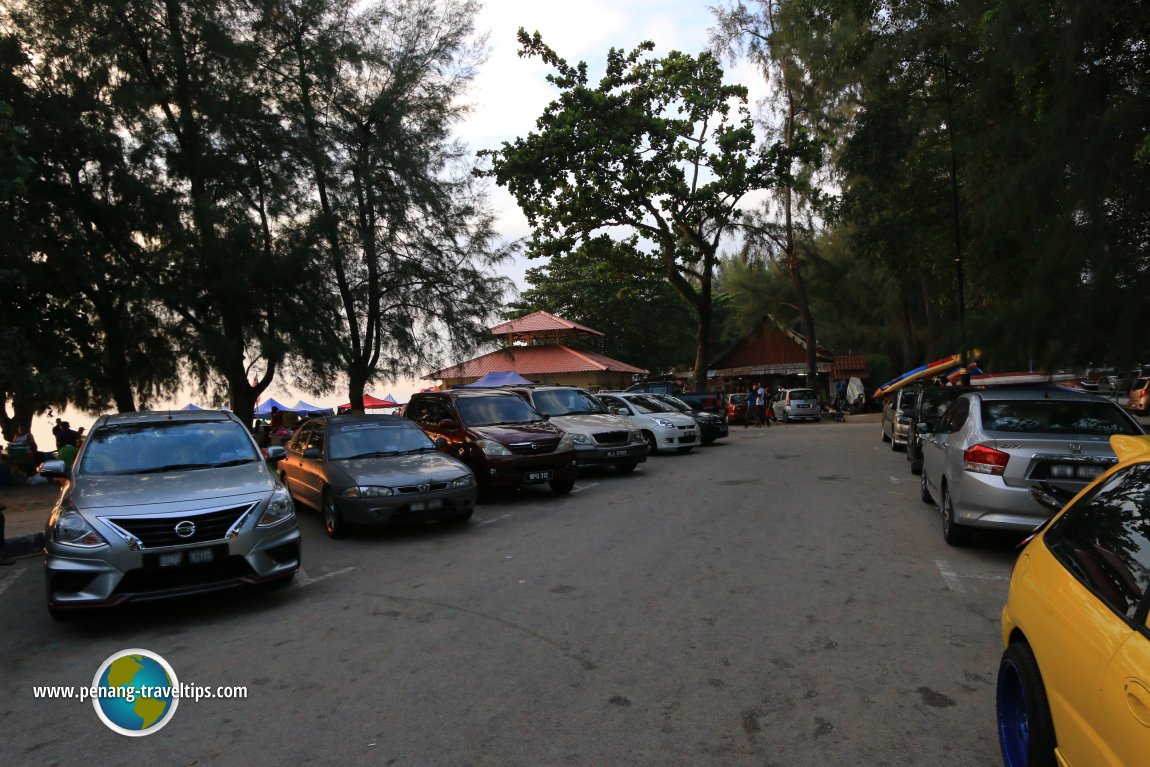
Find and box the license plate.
[606,450,628,458]
[149,545,220,568]
[409,499,444,512]
[526,470,554,482]
[798,403,811,409]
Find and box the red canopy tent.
[337,393,399,411]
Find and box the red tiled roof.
[426,345,647,379]
[489,311,603,338]
[832,355,869,379]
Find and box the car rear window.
[456,395,544,426]
[729,394,747,405]
[980,400,1140,435]
[79,420,259,475]
[790,390,817,400]
[1046,462,1150,620]
[1134,379,1149,391]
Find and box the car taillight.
[963,444,1009,476]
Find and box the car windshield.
[898,394,919,415]
[729,394,747,405]
[626,395,670,414]
[456,395,544,426]
[980,399,1141,435]
[329,422,435,460]
[658,396,691,412]
[921,389,966,418]
[790,390,817,400]
[78,420,259,475]
[531,389,607,416]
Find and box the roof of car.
[968,385,1115,402]
[310,414,410,426]
[97,409,236,426]
[416,388,523,400]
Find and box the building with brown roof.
[425,311,648,391]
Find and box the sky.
[30,1,766,446]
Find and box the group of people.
[744,382,776,428]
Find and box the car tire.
[642,431,658,455]
[920,469,933,504]
[996,642,1057,767]
[942,485,973,546]
[47,604,74,621]
[616,463,638,473]
[881,423,891,442]
[549,478,575,495]
[454,509,474,523]
[891,435,899,451]
[323,488,350,539]
[910,451,923,475]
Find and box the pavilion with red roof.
[425,311,647,390]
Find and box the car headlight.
[476,439,512,456]
[570,433,592,446]
[653,418,675,428]
[630,431,646,444]
[258,488,297,526]
[557,433,575,451]
[450,474,475,489]
[343,485,395,498]
[52,505,107,547]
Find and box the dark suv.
[405,389,578,494]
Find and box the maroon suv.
[405,389,578,494]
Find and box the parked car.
[919,387,1145,546]
[38,410,300,618]
[504,385,648,473]
[596,392,699,454]
[770,388,822,423]
[404,389,577,495]
[996,433,1150,767]
[726,393,749,425]
[1128,377,1149,415]
[673,391,727,416]
[278,414,477,538]
[649,393,729,444]
[880,388,916,450]
[905,385,973,474]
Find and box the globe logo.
[91,649,180,736]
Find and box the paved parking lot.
[2,420,1016,765]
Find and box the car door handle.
[1125,679,1150,727]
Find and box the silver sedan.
[919,387,1144,545]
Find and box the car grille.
[678,434,697,444]
[592,431,629,445]
[104,504,256,549]
[397,482,449,494]
[507,441,557,455]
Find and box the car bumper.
[652,426,697,449]
[951,474,1052,532]
[786,406,820,420]
[698,421,728,442]
[574,443,648,468]
[335,486,477,525]
[893,424,910,445]
[475,450,578,489]
[45,522,301,609]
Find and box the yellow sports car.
[998,434,1150,767]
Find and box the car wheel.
[549,478,575,495]
[262,572,296,591]
[997,642,1057,767]
[920,469,933,504]
[942,485,973,546]
[891,435,900,451]
[47,604,74,621]
[616,463,638,473]
[643,431,658,455]
[454,509,474,523]
[910,451,923,475]
[881,423,891,442]
[323,489,350,539]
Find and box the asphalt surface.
[1,420,1015,766]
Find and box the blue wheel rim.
[997,658,1030,767]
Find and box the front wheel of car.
[910,451,923,475]
[942,485,973,546]
[643,431,658,455]
[323,489,350,539]
[997,642,1057,767]
[881,423,890,442]
[549,478,575,495]
[920,469,934,504]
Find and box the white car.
[596,392,698,454]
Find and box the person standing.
[745,383,760,427]
[757,382,769,427]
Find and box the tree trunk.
[346,371,367,414]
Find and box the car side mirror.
[300,447,320,460]
[438,418,458,430]
[612,407,629,416]
[915,422,931,434]
[39,459,68,479]
[434,437,448,451]
[266,446,288,462]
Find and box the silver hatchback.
[41,410,300,618]
[919,387,1144,545]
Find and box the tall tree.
[260,0,512,409]
[480,32,785,392]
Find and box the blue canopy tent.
[180,403,205,411]
[459,371,536,388]
[290,399,333,416]
[254,397,293,417]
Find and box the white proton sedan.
[596,392,699,454]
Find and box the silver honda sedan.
[41,410,300,618]
[919,387,1144,545]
